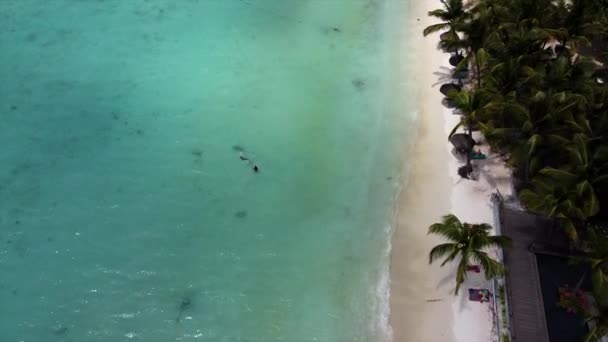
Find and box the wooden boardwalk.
[500,206,552,342]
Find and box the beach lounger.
[468,288,491,302]
[470,151,487,160]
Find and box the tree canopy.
[428,214,510,295]
[425,1,608,339]
[425,0,608,240]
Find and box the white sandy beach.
[389,1,513,341]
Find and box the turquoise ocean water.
[0,1,415,341]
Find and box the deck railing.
[491,190,512,342]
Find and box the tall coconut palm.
[547,0,605,52]
[574,228,608,307]
[450,4,494,87]
[585,305,608,342]
[423,0,468,37]
[447,88,496,177]
[520,133,607,240]
[481,92,582,180]
[519,177,597,242]
[428,214,511,295]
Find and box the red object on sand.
[466,265,481,273]
[468,288,491,302]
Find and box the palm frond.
[472,250,505,280]
[428,214,465,242]
[454,255,468,295]
[423,23,450,36]
[429,243,459,264]
[440,248,462,267]
[539,167,578,184]
[485,235,512,249]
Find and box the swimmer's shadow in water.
[175,296,193,323]
[351,78,366,91]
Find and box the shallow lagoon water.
[0,1,414,341]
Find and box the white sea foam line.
[354,0,420,339]
[375,113,418,342]
[378,94,420,342]
[375,0,423,337]
[376,149,417,342]
[377,57,421,342]
[374,222,394,342]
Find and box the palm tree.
[481,92,582,180]
[447,88,498,177]
[547,0,605,52]
[423,0,468,37]
[569,231,608,341]
[585,305,608,342]
[520,133,606,240]
[519,174,594,242]
[575,228,608,307]
[449,4,494,87]
[428,214,511,295]
[583,229,608,341]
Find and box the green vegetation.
[423,0,468,38]
[427,214,511,294]
[573,229,608,306]
[499,285,508,332]
[425,1,608,340]
[425,0,608,240]
[499,284,510,342]
[499,285,506,306]
[586,306,608,342]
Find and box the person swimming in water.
[237,150,258,172]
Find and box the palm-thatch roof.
[449,133,475,152]
[440,83,461,96]
[442,97,457,108]
[449,54,465,67]
[440,30,459,42]
[440,31,460,53]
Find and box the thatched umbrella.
[449,133,475,153]
[442,97,457,108]
[440,83,461,96]
[440,31,460,53]
[449,54,465,67]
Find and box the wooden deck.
[500,206,552,342]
